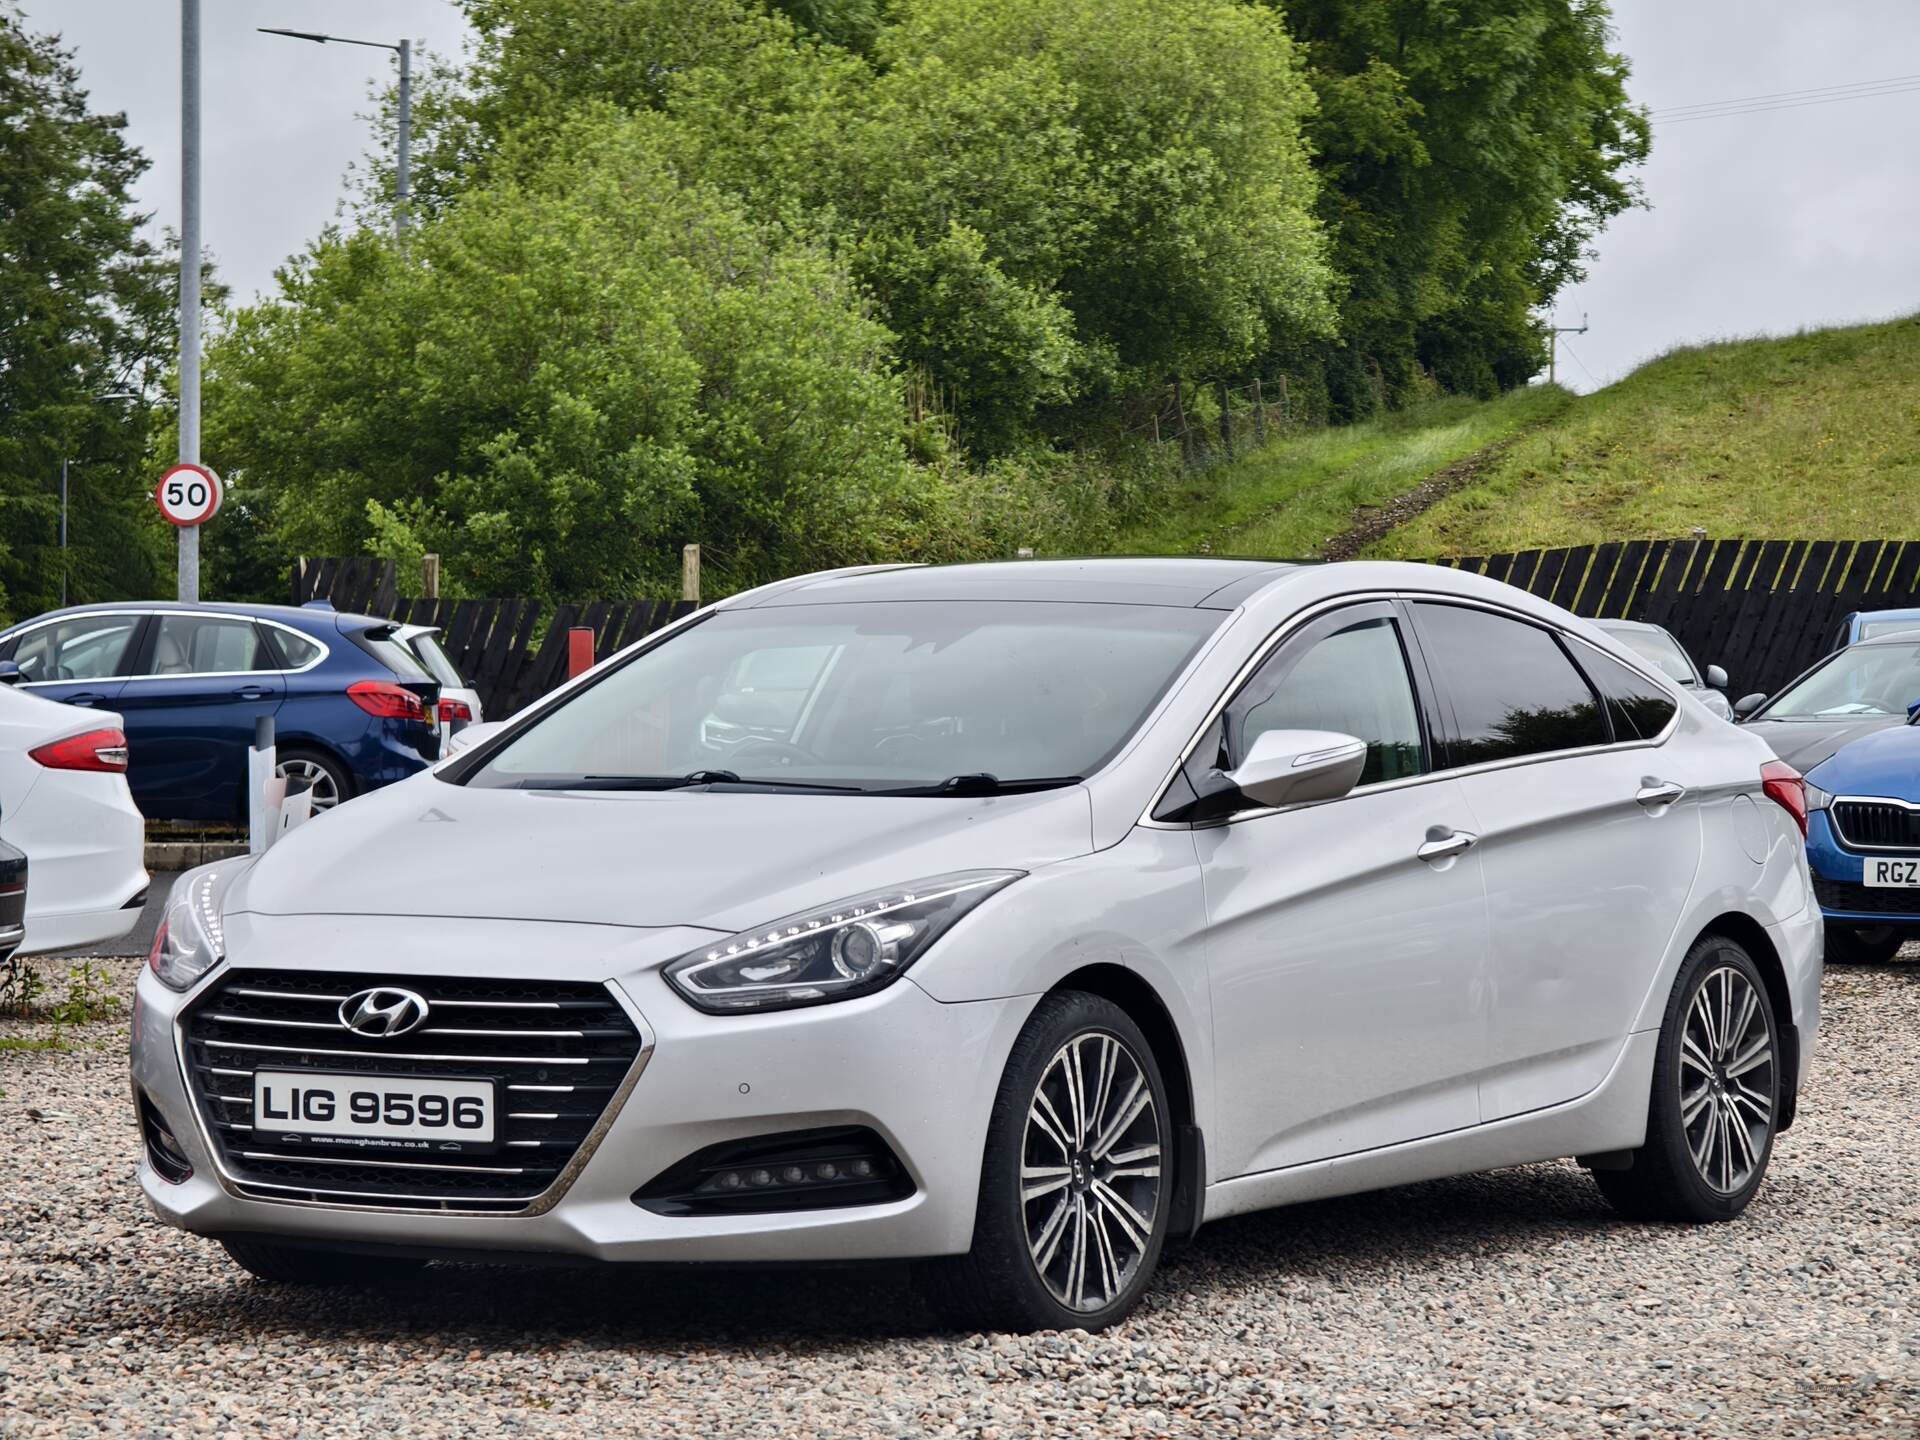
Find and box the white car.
[397,624,484,727]
[132,560,1819,1331]
[0,681,148,953]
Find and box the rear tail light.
[29,727,129,772]
[438,698,473,725]
[1761,760,1808,837]
[346,680,426,721]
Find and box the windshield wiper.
[515,771,865,793]
[875,773,1085,797]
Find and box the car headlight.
[1803,780,1832,813]
[147,857,253,992]
[664,870,1022,1014]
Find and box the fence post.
[1252,378,1266,446]
[290,557,307,606]
[421,553,440,600]
[567,626,594,679]
[682,544,702,605]
[1173,380,1191,463]
[1216,380,1233,458]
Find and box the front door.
[4,612,144,711]
[115,613,285,820]
[1193,602,1492,1178]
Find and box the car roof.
[1593,618,1672,637]
[0,599,386,634]
[726,558,1303,611]
[1856,627,1920,645]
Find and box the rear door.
[1191,600,1493,1177]
[1408,601,1703,1121]
[113,613,286,819]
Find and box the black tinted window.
[1574,642,1679,740]
[1237,616,1425,786]
[1415,604,1606,767]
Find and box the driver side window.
[1233,613,1428,788]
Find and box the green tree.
[0,9,179,623]
[203,115,916,601]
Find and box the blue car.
[0,602,440,821]
[1804,717,1920,963]
[1833,607,1920,648]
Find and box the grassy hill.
[1115,314,1920,562]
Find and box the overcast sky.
[23,0,1920,394]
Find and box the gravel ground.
[2,954,1915,1439]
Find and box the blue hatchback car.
[0,602,440,821]
[1804,716,1920,963]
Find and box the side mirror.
[446,719,506,755]
[1705,664,1729,691]
[1733,693,1768,719]
[0,661,21,686]
[1225,729,1367,810]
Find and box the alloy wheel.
[276,757,341,812]
[1679,965,1775,1194]
[1020,1030,1163,1313]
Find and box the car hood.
[1805,721,1920,798]
[230,775,1096,933]
[1738,715,1906,772]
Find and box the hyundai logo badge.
[339,987,431,1038]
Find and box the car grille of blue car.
[1813,876,1920,917]
[179,970,646,1213]
[1830,800,1920,852]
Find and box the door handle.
[1417,826,1478,863]
[1636,779,1687,809]
[66,692,103,707]
[231,686,271,701]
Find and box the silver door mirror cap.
[1226,729,1367,809]
[446,719,507,755]
[1704,664,1729,690]
[1733,692,1768,719]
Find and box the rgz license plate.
[1864,857,1920,888]
[253,1070,496,1153]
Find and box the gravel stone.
[1,954,1915,1437]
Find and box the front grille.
[1814,876,1920,917]
[1831,800,1920,851]
[180,969,645,1212]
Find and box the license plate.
[1864,857,1920,887]
[253,1070,496,1154]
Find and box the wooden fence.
[291,558,693,718]
[296,538,1920,717]
[1435,538,1920,696]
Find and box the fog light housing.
[632,1127,913,1216]
[138,1094,193,1184]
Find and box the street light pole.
[179,0,202,603]
[258,28,413,245]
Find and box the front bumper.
[1806,809,1920,926]
[131,921,1034,1264]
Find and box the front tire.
[1594,934,1780,1222]
[917,992,1172,1333]
[1824,923,1906,965]
[221,1239,430,1287]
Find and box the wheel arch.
[1047,962,1206,1238]
[1694,911,1800,1132]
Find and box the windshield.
[1763,641,1920,719]
[1604,626,1697,685]
[465,601,1219,793]
[1856,618,1920,643]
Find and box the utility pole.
[179,0,202,602]
[259,28,413,245]
[1549,314,1589,388]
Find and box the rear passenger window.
[264,628,324,670]
[1413,604,1607,767]
[150,615,271,675]
[1235,615,1426,787]
[1573,642,1679,740]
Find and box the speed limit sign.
[156,463,223,527]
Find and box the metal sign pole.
[178,0,202,603]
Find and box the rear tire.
[275,747,352,814]
[916,992,1172,1333]
[221,1239,430,1288]
[1824,923,1906,965]
[1594,934,1781,1222]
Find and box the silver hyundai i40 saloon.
[132,559,1821,1332]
